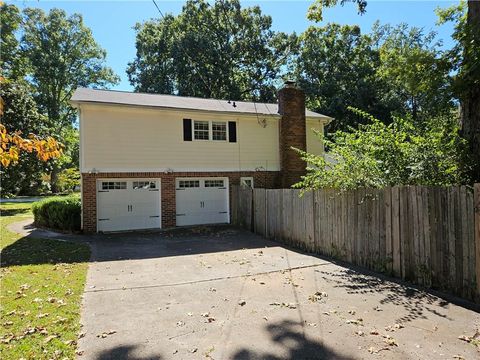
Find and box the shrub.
[32,196,81,231]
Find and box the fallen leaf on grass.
[37,313,49,318]
[44,335,58,343]
[64,339,77,346]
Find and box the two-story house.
[71,81,332,232]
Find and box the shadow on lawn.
[232,319,355,360]
[0,207,30,217]
[0,236,90,267]
[95,345,162,360]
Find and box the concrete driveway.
[78,226,479,360]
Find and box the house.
[70,81,332,233]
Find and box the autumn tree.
[20,7,119,191]
[127,0,295,102]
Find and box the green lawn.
[0,201,90,360]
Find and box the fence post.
[474,183,480,300]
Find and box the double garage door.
[96,177,229,232]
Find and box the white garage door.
[97,179,161,232]
[176,178,229,226]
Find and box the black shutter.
[183,119,192,141]
[228,121,237,143]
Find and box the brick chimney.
[278,80,307,188]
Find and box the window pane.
[212,122,226,141]
[133,181,156,190]
[205,180,224,187]
[179,180,200,188]
[194,121,209,140]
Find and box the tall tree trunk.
[50,163,60,194]
[461,1,480,182]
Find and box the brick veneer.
[81,171,280,233]
[278,84,307,188]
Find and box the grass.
[0,201,90,360]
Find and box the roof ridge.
[76,87,278,107]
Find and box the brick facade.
[81,171,280,233]
[278,83,307,188]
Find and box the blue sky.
[10,0,459,90]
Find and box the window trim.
[191,120,231,142]
[240,177,254,189]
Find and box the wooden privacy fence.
[231,184,480,303]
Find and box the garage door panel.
[175,177,229,226]
[97,179,161,232]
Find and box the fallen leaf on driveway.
[176,321,185,327]
[96,330,116,338]
[370,329,379,335]
[201,312,210,317]
[238,300,246,306]
[189,348,198,353]
[346,319,363,325]
[383,335,398,346]
[308,291,327,302]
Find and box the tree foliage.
[127,0,295,101]
[294,109,467,190]
[21,7,119,127]
[0,80,62,195]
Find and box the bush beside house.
[32,196,81,231]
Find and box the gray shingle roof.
[70,88,331,120]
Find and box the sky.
[9,0,459,91]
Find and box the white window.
[205,179,225,188]
[179,180,200,188]
[132,181,156,190]
[194,121,209,140]
[240,177,254,189]
[102,181,127,190]
[193,120,228,141]
[212,122,227,141]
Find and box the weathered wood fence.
[231,184,480,303]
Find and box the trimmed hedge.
[32,196,81,232]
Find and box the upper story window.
[184,119,236,143]
[212,122,227,141]
[194,121,209,140]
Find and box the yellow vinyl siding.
[80,104,281,172]
[306,119,324,156]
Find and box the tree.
[294,109,467,190]
[0,3,23,79]
[20,7,119,191]
[295,24,396,131]
[127,0,295,101]
[437,1,480,182]
[0,80,58,194]
[307,0,367,22]
[374,23,454,124]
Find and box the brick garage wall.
[81,171,280,233]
